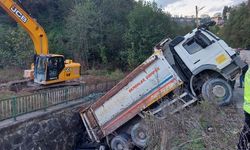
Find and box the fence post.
[43,93,48,111]
[11,96,17,121]
[81,85,84,98]
[65,88,69,104]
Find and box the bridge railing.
[0,81,117,121]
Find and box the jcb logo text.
[10,6,28,23]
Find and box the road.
[233,80,244,113]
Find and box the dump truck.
[78,21,247,150]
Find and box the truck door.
[176,30,231,72]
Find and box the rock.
[13,134,23,145]
[26,123,40,135]
[207,127,214,132]
[3,140,12,150]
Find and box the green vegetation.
[124,2,172,69]
[0,0,192,71]
[0,26,33,68]
[221,3,250,48]
[84,69,125,81]
[0,67,23,82]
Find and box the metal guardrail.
[0,81,117,121]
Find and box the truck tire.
[98,145,107,150]
[110,134,132,150]
[131,123,149,148]
[201,78,233,106]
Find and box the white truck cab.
[175,28,233,72]
[160,21,247,105]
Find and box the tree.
[97,0,134,68]
[0,26,33,68]
[66,0,100,69]
[124,1,174,69]
[222,3,250,48]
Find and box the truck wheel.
[98,145,107,150]
[201,78,233,106]
[110,134,132,150]
[131,123,149,148]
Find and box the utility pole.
[195,6,205,28]
[196,6,198,28]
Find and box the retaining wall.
[0,94,102,150]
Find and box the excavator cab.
[34,55,65,84]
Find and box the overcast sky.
[146,0,247,17]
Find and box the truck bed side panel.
[101,76,181,136]
[94,64,176,126]
[80,53,183,141]
[95,54,182,134]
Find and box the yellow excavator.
[0,0,80,85]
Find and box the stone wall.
[0,94,101,150]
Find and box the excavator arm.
[0,0,48,55]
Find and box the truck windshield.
[183,31,212,54]
[183,38,203,54]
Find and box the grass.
[145,101,243,150]
[0,67,23,83]
[182,129,206,150]
[0,90,31,99]
[0,67,28,99]
[83,68,125,81]
[0,67,125,84]
[0,90,17,99]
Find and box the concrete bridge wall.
[0,94,101,150]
